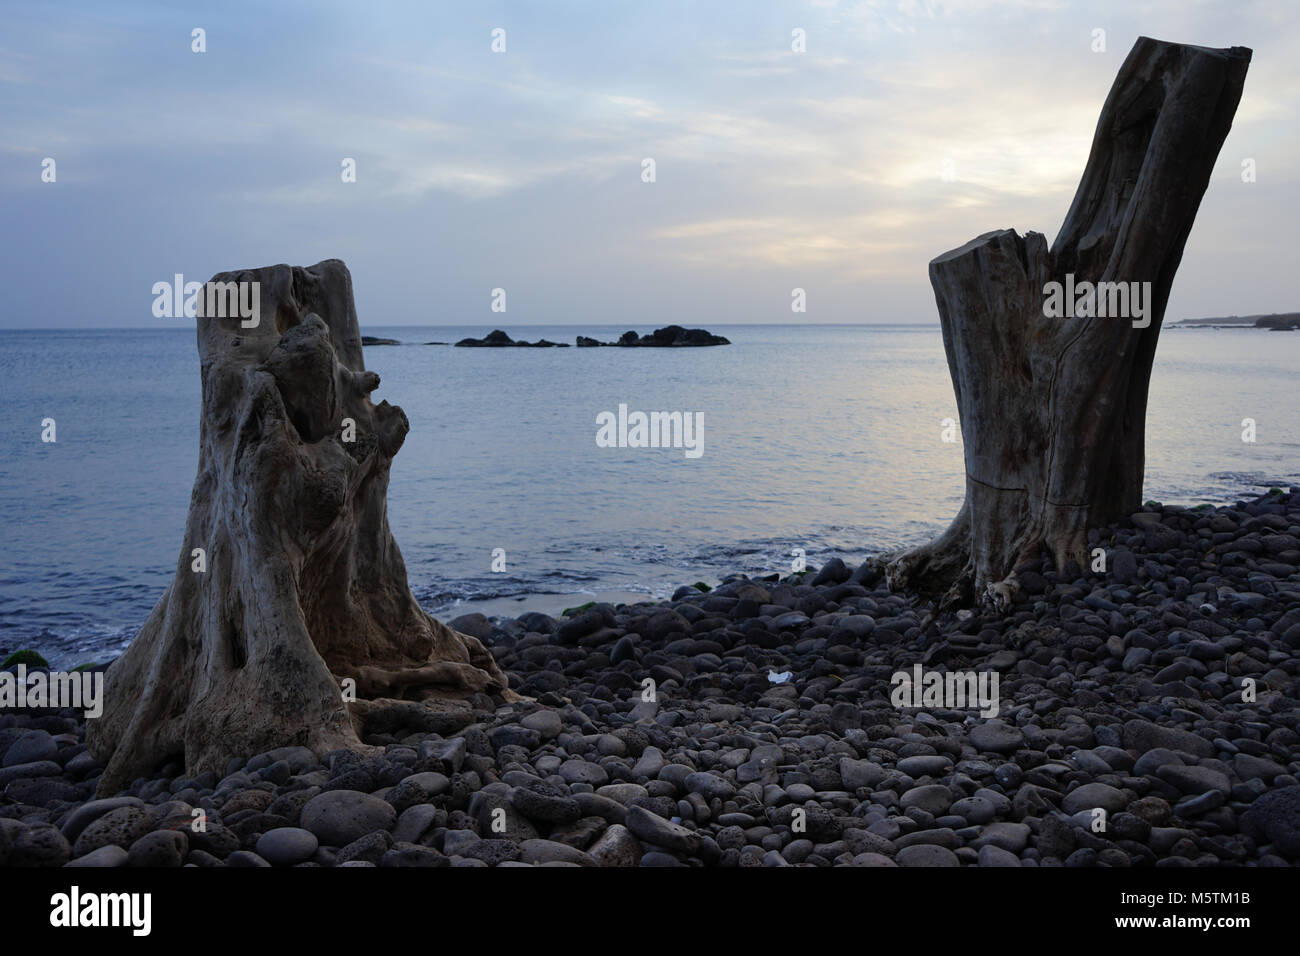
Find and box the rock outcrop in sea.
[454,330,569,348]
[576,325,730,347]
[1255,314,1300,331]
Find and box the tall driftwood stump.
[87,259,514,796]
[886,37,1251,612]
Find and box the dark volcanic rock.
[455,329,568,348]
[15,489,1300,868]
[1242,785,1300,857]
[300,790,396,847]
[574,325,730,347]
[625,805,701,855]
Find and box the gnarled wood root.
[87,260,515,795]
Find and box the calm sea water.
[1,324,1296,668]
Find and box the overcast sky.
[2,0,1296,328]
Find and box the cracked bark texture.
[886,38,1251,612]
[87,259,513,796]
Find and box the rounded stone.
[685,771,736,800]
[896,844,960,866]
[558,759,608,787]
[256,827,320,866]
[127,829,188,867]
[11,822,72,867]
[1062,782,1129,816]
[897,755,952,778]
[520,709,563,740]
[2,730,58,768]
[72,806,152,858]
[59,797,147,844]
[511,782,582,823]
[970,721,1025,754]
[226,850,273,867]
[66,844,130,867]
[899,784,954,816]
[300,789,397,847]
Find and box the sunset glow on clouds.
[2,0,1295,327]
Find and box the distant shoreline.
[0,322,946,333]
[1171,311,1300,328]
[8,315,1298,333]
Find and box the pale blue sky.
[2,0,1296,327]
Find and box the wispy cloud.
[0,0,1295,326]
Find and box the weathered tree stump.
[87,259,514,796]
[886,38,1251,611]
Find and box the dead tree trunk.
[886,37,1251,611]
[87,259,514,796]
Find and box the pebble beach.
[2,489,1298,868]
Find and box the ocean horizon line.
[0,321,947,333]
